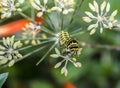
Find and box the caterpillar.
[59,31,82,56]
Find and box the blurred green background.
[1,0,120,88]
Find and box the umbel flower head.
[30,0,48,17]
[22,22,41,45]
[83,0,120,35]
[0,0,24,19]
[0,36,22,67]
[48,0,75,14]
[50,48,82,76]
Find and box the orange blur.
[0,18,42,37]
[64,82,76,88]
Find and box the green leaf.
[0,73,8,88]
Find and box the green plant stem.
[31,6,35,21]
[56,12,61,32]
[16,46,46,62]
[45,13,56,30]
[80,42,120,51]
[69,0,84,24]
[61,12,64,30]
[70,27,85,37]
[18,39,54,51]
[19,12,35,23]
[0,37,54,42]
[18,37,54,41]
[71,31,85,37]
[40,26,56,36]
[0,46,46,70]
[36,41,57,65]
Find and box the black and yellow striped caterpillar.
[59,31,82,56]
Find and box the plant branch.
[45,13,56,30]
[80,42,120,51]
[18,39,54,51]
[69,0,84,24]
[18,12,35,23]
[61,12,64,30]
[40,26,56,36]
[36,41,57,65]
[0,46,46,70]
[0,37,54,42]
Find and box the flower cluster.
[22,22,41,45]
[30,0,48,17]
[0,0,24,19]
[0,36,22,67]
[49,0,75,14]
[0,0,119,77]
[50,48,82,76]
[30,0,75,17]
[83,0,120,35]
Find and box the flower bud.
[8,60,15,67]
[61,67,68,76]
[74,62,82,68]
[54,62,62,68]
[50,54,59,58]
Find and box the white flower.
[0,0,24,19]
[49,0,75,14]
[73,62,82,68]
[83,1,119,35]
[22,22,41,45]
[54,62,62,68]
[0,36,22,67]
[50,54,59,58]
[61,67,68,76]
[51,48,82,76]
[30,0,48,17]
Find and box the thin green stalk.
[36,41,57,65]
[31,7,35,21]
[19,12,35,23]
[61,12,64,30]
[70,27,83,36]
[80,42,120,51]
[56,12,62,31]
[45,13,56,30]
[16,46,46,62]
[71,27,82,34]
[18,37,54,41]
[18,45,33,51]
[0,37,53,43]
[71,28,87,37]
[0,46,46,70]
[18,39,54,51]
[64,60,68,68]
[69,0,84,24]
[71,31,85,37]
[40,26,56,36]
